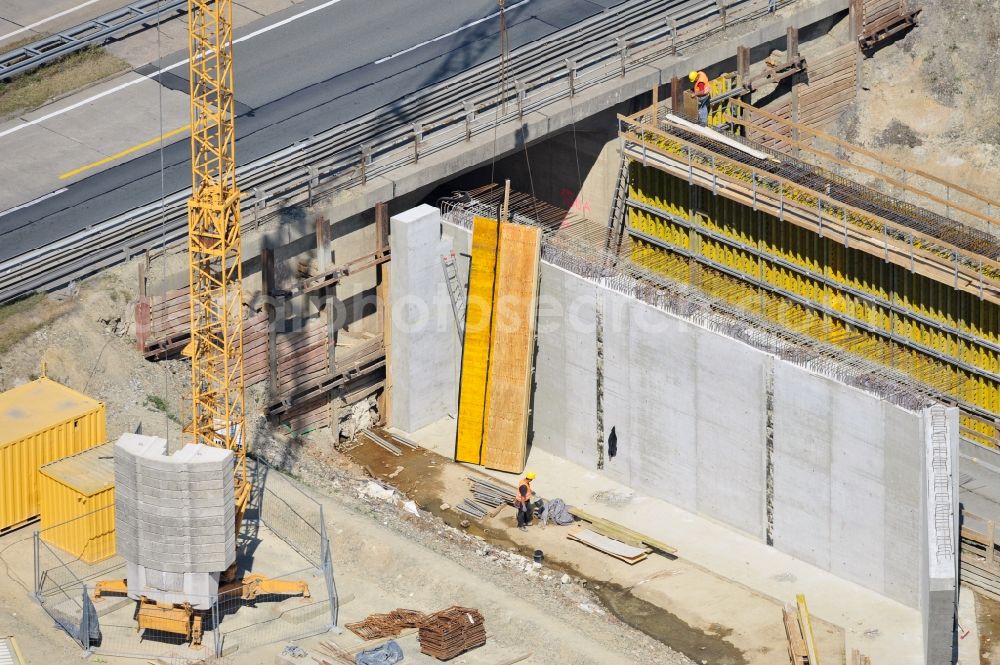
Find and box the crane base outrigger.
[95,572,311,647]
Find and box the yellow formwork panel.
[455,216,500,464]
[482,224,542,473]
[0,378,106,532]
[628,164,1000,447]
[38,443,115,563]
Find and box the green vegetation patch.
[0,46,130,121]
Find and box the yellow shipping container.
[0,377,106,532]
[38,442,115,563]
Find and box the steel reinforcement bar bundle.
[0,0,798,302]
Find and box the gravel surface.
[253,433,696,665]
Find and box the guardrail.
[0,0,796,302]
[0,0,186,80]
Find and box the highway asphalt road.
[0,0,625,264]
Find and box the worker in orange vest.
[515,472,536,531]
[688,70,711,126]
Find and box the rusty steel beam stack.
[418,607,487,660]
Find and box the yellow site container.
[38,442,115,563]
[0,377,106,532]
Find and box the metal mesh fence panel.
[29,465,335,659]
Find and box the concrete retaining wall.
[771,362,924,606]
[389,204,458,433]
[391,211,955,632]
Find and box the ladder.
[605,151,630,257]
[441,251,467,340]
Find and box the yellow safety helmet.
[525,472,536,480]
[688,70,698,82]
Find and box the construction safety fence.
[29,462,338,659]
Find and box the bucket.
[533,549,544,564]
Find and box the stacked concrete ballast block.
[114,433,235,610]
[389,204,458,433]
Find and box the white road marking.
[0,188,68,219]
[374,0,531,64]
[0,0,102,44]
[0,0,348,141]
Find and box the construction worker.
[515,472,536,530]
[689,70,711,126]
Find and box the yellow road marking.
[59,124,191,180]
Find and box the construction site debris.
[388,432,419,449]
[361,481,396,502]
[567,527,651,564]
[345,609,429,640]
[279,644,307,658]
[417,606,486,660]
[363,430,402,456]
[539,498,575,526]
[455,476,518,520]
[850,648,872,665]
[354,639,404,665]
[340,396,378,441]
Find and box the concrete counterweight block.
[114,433,236,610]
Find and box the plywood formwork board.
[455,217,500,464]
[482,223,541,472]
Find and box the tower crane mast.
[95,3,309,645]
[184,0,249,517]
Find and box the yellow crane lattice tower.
[185,0,247,490]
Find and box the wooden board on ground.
[782,606,808,665]
[569,506,678,555]
[567,527,650,564]
[455,216,500,464]
[482,223,541,472]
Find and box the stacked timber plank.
[418,607,486,660]
[859,0,918,50]
[798,43,857,129]
[744,42,858,150]
[455,216,542,473]
[960,510,1000,601]
[140,286,269,361]
[782,594,819,665]
[567,527,651,564]
[568,507,677,556]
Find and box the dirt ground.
[833,0,1000,203]
[0,271,692,664]
[978,594,1000,665]
[0,268,843,664]
[327,433,844,665]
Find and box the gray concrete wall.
[431,217,931,608]
[771,363,925,606]
[388,205,458,433]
